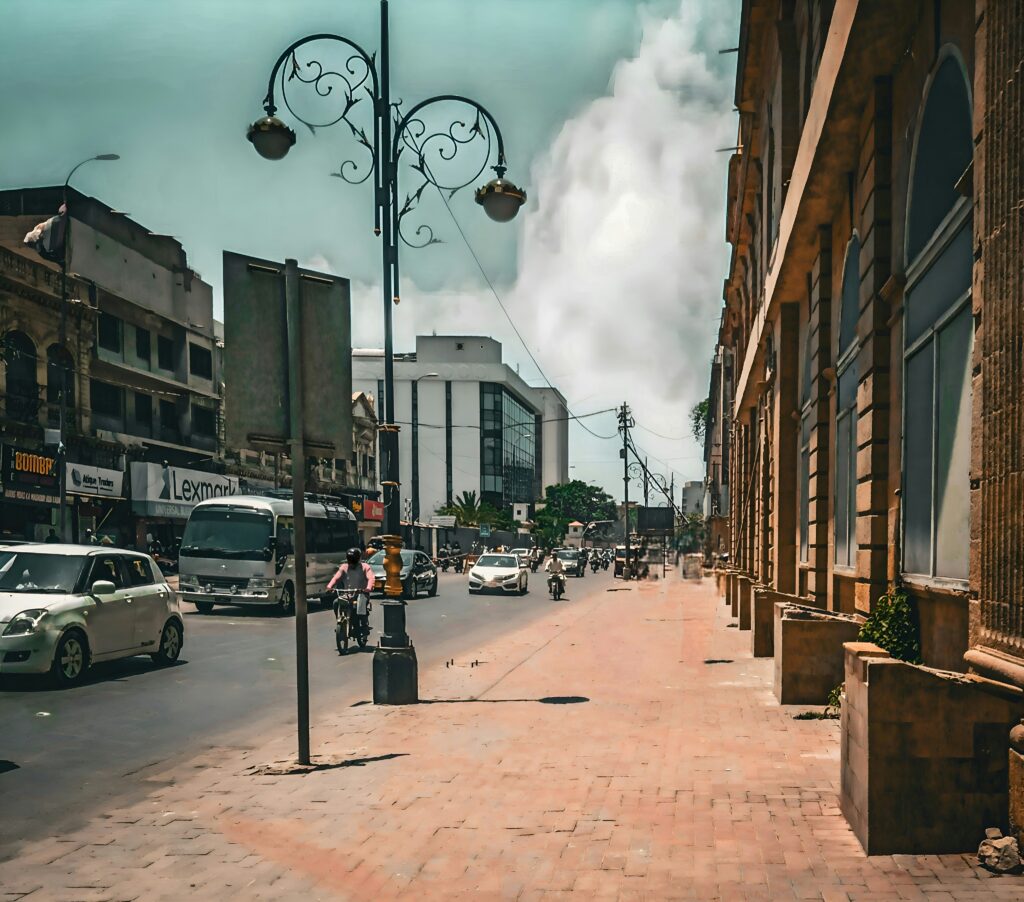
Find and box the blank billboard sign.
[637,506,674,534]
[223,251,353,458]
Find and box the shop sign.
[130,462,239,519]
[66,462,124,499]
[363,499,384,522]
[1,445,58,504]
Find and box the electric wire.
[420,162,618,442]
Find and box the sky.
[1,0,740,503]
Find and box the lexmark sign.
[130,463,239,518]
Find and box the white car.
[508,547,532,566]
[0,545,184,687]
[468,553,529,595]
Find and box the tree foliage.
[857,588,922,663]
[435,490,515,531]
[690,398,710,445]
[533,480,618,549]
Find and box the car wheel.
[278,583,295,617]
[428,577,438,597]
[403,577,416,600]
[151,620,183,666]
[195,601,214,614]
[519,580,528,596]
[51,630,89,687]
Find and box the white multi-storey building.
[352,335,569,523]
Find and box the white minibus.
[177,494,359,615]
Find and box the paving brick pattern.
[3,576,1021,900]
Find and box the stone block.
[753,588,809,657]
[738,577,752,630]
[1009,727,1024,848]
[840,642,1023,854]
[773,603,864,705]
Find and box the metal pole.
[411,376,419,538]
[285,258,311,765]
[58,209,69,542]
[621,403,631,580]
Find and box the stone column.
[854,78,893,614]
[807,227,833,607]
[773,303,800,594]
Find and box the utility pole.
[643,456,649,508]
[618,402,633,579]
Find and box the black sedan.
[365,549,438,598]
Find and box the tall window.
[97,312,122,354]
[157,335,174,371]
[902,54,973,581]
[189,343,213,379]
[799,309,813,564]
[834,234,860,569]
[3,331,39,423]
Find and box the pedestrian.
[44,528,59,544]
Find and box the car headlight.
[3,609,48,637]
[248,577,277,589]
[469,571,481,580]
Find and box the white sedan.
[468,553,529,595]
[0,544,184,687]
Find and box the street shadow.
[0,761,19,775]
[0,657,188,693]
[184,604,334,620]
[249,753,408,776]
[418,696,590,706]
[703,659,734,665]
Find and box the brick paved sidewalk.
[4,575,1021,900]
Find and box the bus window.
[276,517,294,556]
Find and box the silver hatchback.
[0,545,184,686]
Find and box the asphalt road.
[0,566,614,856]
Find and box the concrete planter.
[752,588,808,658]
[737,576,752,630]
[773,602,862,705]
[841,642,1023,854]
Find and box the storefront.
[347,496,384,547]
[129,462,240,551]
[65,461,128,545]
[0,444,58,542]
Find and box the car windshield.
[366,550,415,567]
[0,551,86,594]
[477,554,517,568]
[556,550,577,560]
[180,508,274,560]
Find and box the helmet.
[346,548,361,566]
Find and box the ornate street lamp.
[249,0,525,706]
[57,154,120,542]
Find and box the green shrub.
[858,588,921,664]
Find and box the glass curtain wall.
[480,383,537,510]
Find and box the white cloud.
[306,0,737,495]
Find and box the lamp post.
[249,0,525,704]
[410,372,439,544]
[58,154,119,542]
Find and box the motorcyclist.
[327,548,376,636]
[545,552,565,592]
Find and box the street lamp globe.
[247,115,297,161]
[475,175,527,223]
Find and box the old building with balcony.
[707,0,1024,854]
[0,187,222,547]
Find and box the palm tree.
[437,490,482,527]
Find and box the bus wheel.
[278,583,295,617]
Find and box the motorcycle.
[437,554,452,573]
[530,556,541,573]
[601,555,610,571]
[330,588,372,654]
[548,571,565,600]
[590,556,601,574]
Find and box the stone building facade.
[706,0,1024,851]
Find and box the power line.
[421,163,618,442]
[633,420,691,442]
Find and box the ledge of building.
[965,646,1024,692]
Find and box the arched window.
[902,53,973,581]
[46,344,75,427]
[835,234,860,569]
[2,331,39,424]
